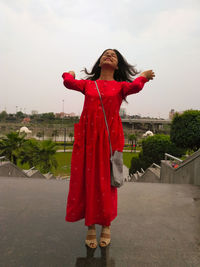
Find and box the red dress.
[62,73,148,226]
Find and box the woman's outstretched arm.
[121,70,155,98]
[62,71,86,94]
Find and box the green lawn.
[54,152,72,176]
[123,152,139,168]
[17,151,138,177]
[54,151,138,176]
[123,147,142,152]
[17,152,72,177]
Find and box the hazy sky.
[1,0,200,118]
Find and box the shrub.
[170,110,200,151]
[142,134,184,167]
[129,156,144,175]
[129,134,185,174]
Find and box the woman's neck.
[99,68,115,81]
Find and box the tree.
[40,113,55,120]
[37,140,58,173]
[0,111,8,121]
[19,139,40,168]
[52,130,59,142]
[0,132,26,165]
[69,132,74,142]
[20,139,58,173]
[129,134,185,175]
[36,132,43,140]
[128,134,137,152]
[16,111,25,120]
[170,110,200,151]
[6,113,16,122]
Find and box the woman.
[62,49,155,248]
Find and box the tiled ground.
[1,177,200,267]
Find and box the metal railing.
[165,153,183,163]
[152,163,161,169]
[0,156,6,165]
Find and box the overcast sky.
[1,0,200,118]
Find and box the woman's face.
[99,50,118,70]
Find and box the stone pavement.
[0,177,200,267]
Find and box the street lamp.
[61,99,66,152]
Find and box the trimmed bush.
[129,134,185,175]
[129,156,144,175]
[170,110,200,151]
[142,134,184,167]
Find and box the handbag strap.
[94,81,113,157]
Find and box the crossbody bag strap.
[94,81,113,157]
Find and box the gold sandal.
[99,226,111,247]
[85,228,97,249]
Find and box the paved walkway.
[1,177,200,266]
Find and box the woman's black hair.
[82,49,140,81]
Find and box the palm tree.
[69,132,74,142]
[0,132,26,165]
[20,139,58,173]
[36,132,42,140]
[19,139,40,168]
[52,129,59,142]
[37,140,58,173]
[128,134,137,153]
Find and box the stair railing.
[152,163,161,169]
[165,153,183,163]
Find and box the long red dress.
[62,73,148,226]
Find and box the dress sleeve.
[62,73,86,94]
[121,76,148,99]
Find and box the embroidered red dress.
[62,73,148,226]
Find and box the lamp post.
[64,128,66,152]
[62,99,67,152]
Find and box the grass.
[17,161,29,170]
[123,152,139,168]
[56,146,140,151]
[53,151,138,176]
[17,152,72,177]
[17,151,138,177]
[53,152,72,176]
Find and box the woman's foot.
[85,225,97,249]
[99,226,111,247]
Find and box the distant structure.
[22,117,31,124]
[119,108,127,118]
[31,110,39,115]
[19,126,32,134]
[55,112,76,118]
[143,130,154,137]
[169,109,183,120]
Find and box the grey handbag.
[94,81,124,188]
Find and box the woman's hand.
[62,71,76,79]
[68,71,76,78]
[140,70,155,80]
